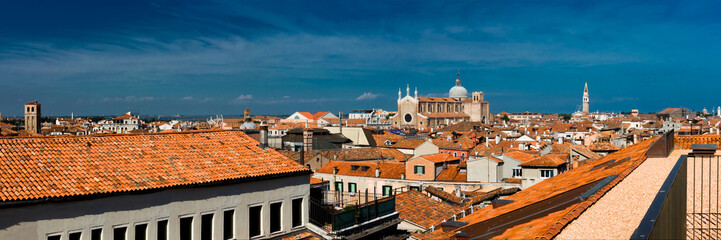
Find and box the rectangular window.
[48,235,61,240]
[249,205,262,238]
[270,202,282,233]
[157,219,168,240]
[201,213,213,240]
[135,223,147,240]
[382,186,392,196]
[335,182,343,192]
[91,228,102,240]
[541,170,555,178]
[113,226,127,240]
[292,198,303,228]
[512,168,522,178]
[414,165,425,174]
[69,232,81,240]
[223,210,235,240]
[180,216,193,240]
[348,182,357,193]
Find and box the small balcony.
[308,190,401,239]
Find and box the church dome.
[449,77,468,99]
[240,121,257,129]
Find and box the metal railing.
[687,155,720,239]
[309,190,396,232]
[631,155,687,239]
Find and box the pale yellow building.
[392,75,491,129]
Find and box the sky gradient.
[2,0,721,116]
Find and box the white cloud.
[200,97,214,103]
[231,94,253,104]
[235,94,253,100]
[181,96,194,100]
[356,92,381,100]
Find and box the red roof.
[503,151,536,162]
[415,153,460,164]
[519,154,567,167]
[313,112,329,120]
[0,130,310,202]
[315,160,405,179]
[112,111,138,120]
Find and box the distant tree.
[501,114,510,122]
[560,114,572,121]
[89,116,108,122]
[386,113,396,119]
[1,119,23,126]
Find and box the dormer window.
[384,140,392,146]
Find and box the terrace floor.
[557,150,685,239]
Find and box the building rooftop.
[396,190,463,229]
[0,130,310,203]
[414,136,659,239]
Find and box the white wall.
[0,174,310,240]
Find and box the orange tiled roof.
[419,136,659,240]
[503,151,536,162]
[112,112,138,120]
[425,185,464,205]
[415,153,460,163]
[313,112,329,120]
[519,154,566,167]
[298,112,315,119]
[386,138,427,149]
[396,190,463,229]
[434,165,467,182]
[0,130,311,202]
[315,160,405,179]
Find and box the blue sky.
[2,0,721,116]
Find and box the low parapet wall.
[674,135,721,149]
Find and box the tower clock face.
[404,113,413,123]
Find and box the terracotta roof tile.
[415,153,460,164]
[425,185,464,205]
[503,151,536,162]
[434,166,467,182]
[519,154,567,167]
[315,160,404,179]
[396,190,463,229]
[447,137,657,239]
[413,137,659,239]
[0,130,310,202]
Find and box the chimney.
[495,135,500,144]
[401,173,406,180]
[259,125,268,149]
[485,136,489,147]
[303,128,313,152]
[338,111,342,135]
[558,138,563,144]
[375,168,380,177]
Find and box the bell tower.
[582,83,589,113]
[24,101,41,134]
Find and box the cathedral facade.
[392,75,491,129]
